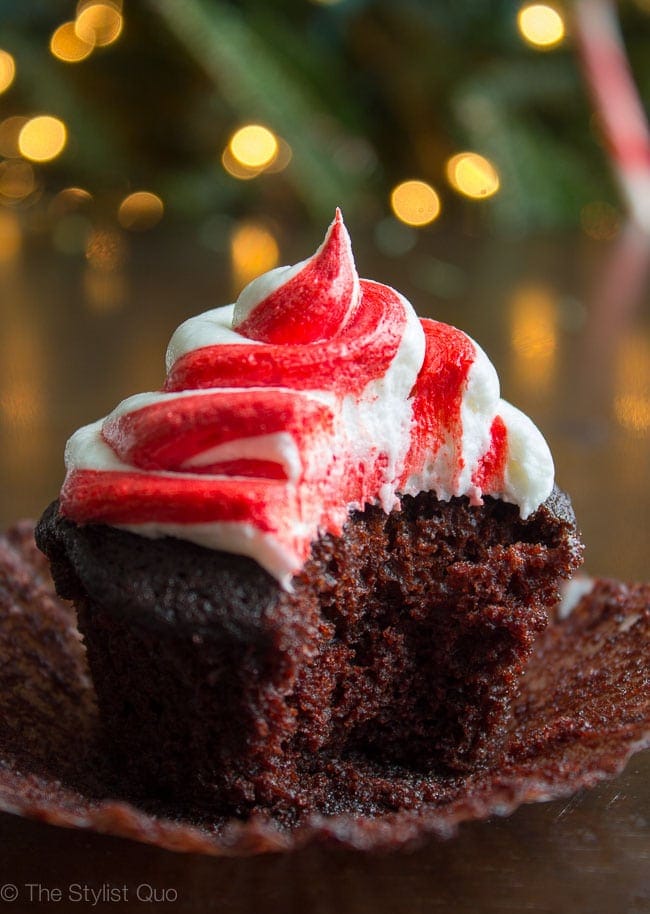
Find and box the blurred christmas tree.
[1,0,650,239]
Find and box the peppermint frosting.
[61,210,554,586]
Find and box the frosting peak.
[233,207,360,344]
[61,212,554,586]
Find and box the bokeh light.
[85,226,127,271]
[222,146,262,180]
[50,187,93,217]
[50,21,95,62]
[50,188,94,253]
[390,180,441,226]
[517,4,566,49]
[118,191,164,230]
[231,221,280,292]
[18,116,67,163]
[50,189,94,255]
[446,152,500,199]
[615,393,650,433]
[510,283,558,395]
[0,162,36,202]
[229,125,279,169]
[84,220,127,311]
[264,137,293,174]
[614,336,650,435]
[0,50,16,94]
[0,117,28,158]
[75,3,123,48]
[222,132,291,180]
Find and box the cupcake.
[36,211,582,820]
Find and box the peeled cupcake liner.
[0,520,648,857]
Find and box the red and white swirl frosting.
[61,211,554,586]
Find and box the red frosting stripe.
[472,416,508,492]
[233,208,358,345]
[164,280,406,396]
[400,319,476,486]
[102,392,334,474]
[62,470,292,530]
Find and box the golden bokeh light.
[517,4,566,49]
[0,161,36,202]
[222,130,290,180]
[264,137,293,174]
[231,221,280,292]
[117,191,164,231]
[390,180,441,227]
[75,3,123,47]
[510,284,558,395]
[85,227,127,271]
[0,210,22,263]
[0,116,28,158]
[50,186,93,216]
[50,21,95,62]
[221,146,262,180]
[50,188,93,252]
[615,393,650,434]
[614,335,650,435]
[229,125,279,169]
[446,152,500,199]
[18,116,67,163]
[0,50,16,94]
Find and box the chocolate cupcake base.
[0,521,648,854]
[36,489,581,820]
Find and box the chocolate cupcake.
[36,212,582,820]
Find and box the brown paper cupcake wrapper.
[0,521,648,856]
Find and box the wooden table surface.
[0,221,648,913]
